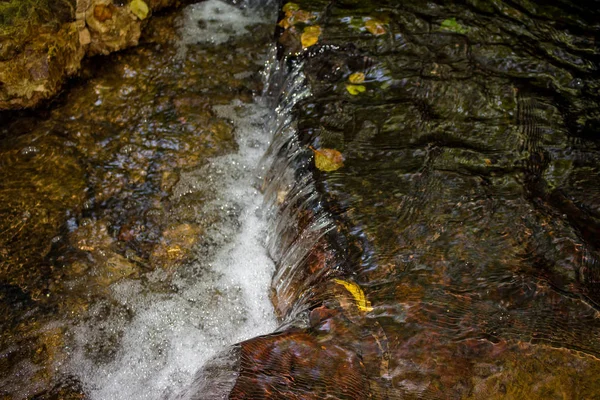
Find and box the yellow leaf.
[365,19,386,36]
[279,9,314,29]
[333,279,373,312]
[282,2,300,12]
[349,72,365,84]
[278,18,291,29]
[345,84,366,95]
[301,25,321,48]
[310,146,344,172]
[129,0,149,20]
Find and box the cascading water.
[3,0,600,398]
[0,0,290,399]
[64,3,283,399]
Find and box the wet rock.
[230,331,370,400]
[0,0,189,110]
[150,223,202,269]
[0,7,275,397]
[85,0,143,56]
[0,23,85,109]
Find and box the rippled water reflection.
[2,0,600,398]
[202,0,600,398]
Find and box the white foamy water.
[177,0,266,57]
[69,100,277,400]
[67,2,278,399]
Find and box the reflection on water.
[201,0,600,398]
[1,0,600,398]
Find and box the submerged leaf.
[129,0,149,20]
[365,19,386,36]
[440,17,468,34]
[348,72,365,84]
[333,279,373,312]
[345,84,366,95]
[310,146,343,172]
[292,10,314,24]
[301,25,321,48]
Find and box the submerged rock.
[194,0,600,398]
[0,4,274,397]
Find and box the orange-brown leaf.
[301,25,322,48]
[348,72,365,84]
[310,146,343,171]
[365,19,386,36]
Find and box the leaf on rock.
[365,19,386,36]
[129,0,149,20]
[301,25,321,48]
[279,9,315,29]
[345,84,366,95]
[278,17,291,29]
[310,146,344,172]
[282,2,300,12]
[440,17,468,34]
[333,279,373,312]
[348,72,365,84]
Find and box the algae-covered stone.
[0,0,188,110]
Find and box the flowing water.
[2,0,600,398]
[1,1,278,398]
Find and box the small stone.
[79,28,91,46]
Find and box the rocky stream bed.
[2,0,600,399]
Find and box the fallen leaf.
[365,19,386,36]
[301,25,321,48]
[292,10,314,24]
[278,18,291,29]
[282,2,300,12]
[310,146,344,172]
[279,9,315,29]
[333,279,373,312]
[348,72,365,84]
[345,84,366,95]
[129,0,149,20]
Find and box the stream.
[1,1,278,398]
[2,0,600,399]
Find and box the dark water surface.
[214,0,600,398]
[1,0,600,398]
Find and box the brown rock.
[230,331,370,399]
[0,0,188,110]
[0,23,85,109]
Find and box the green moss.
[0,0,75,39]
[440,17,469,34]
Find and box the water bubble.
[20,145,40,157]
